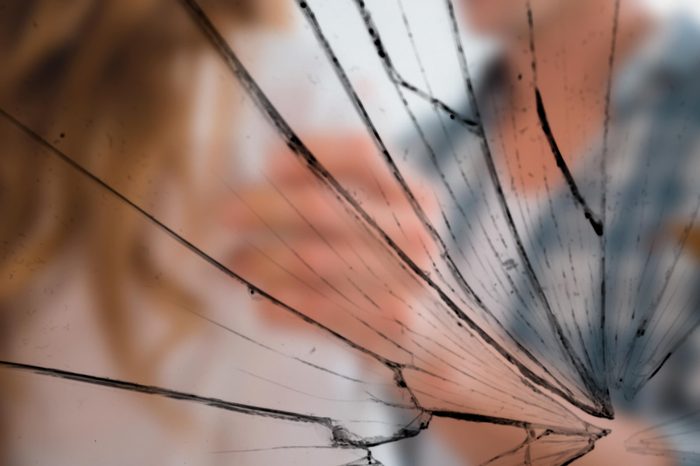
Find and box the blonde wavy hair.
[0,0,284,437]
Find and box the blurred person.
[411,0,700,464]
[222,0,700,463]
[229,0,700,462]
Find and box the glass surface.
[2,1,700,464]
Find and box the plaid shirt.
[408,14,700,450]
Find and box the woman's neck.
[489,0,653,195]
[504,0,652,105]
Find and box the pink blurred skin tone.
[463,0,652,195]
[222,135,435,341]
[463,0,632,41]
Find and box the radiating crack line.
[525,1,604,237]
[294,0,611,421]
[0,106,594,440]
[443,0,612,418]
[177,0,608,418]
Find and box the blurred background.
[2,0,700,465]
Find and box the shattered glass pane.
[2,0,700,464]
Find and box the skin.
[466,0,651,195]
[222,135,435,343]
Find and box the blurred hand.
[222,134,436,341]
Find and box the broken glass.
[1,0,700,464]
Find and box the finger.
[222,183,345,234]
[223,183,434,257]
[266,134,409,201]
[227,236,428,301]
